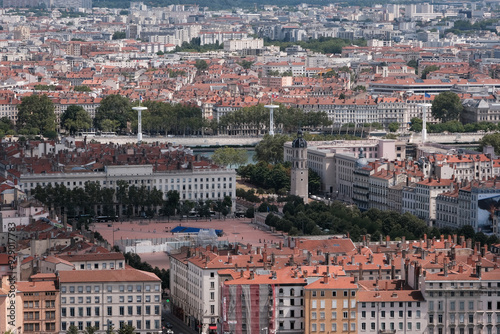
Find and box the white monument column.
[133,106,147,143]
[264,104,279,136]
[419,103,432,143]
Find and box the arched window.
[279,288,284,294]
[290,289,295,296]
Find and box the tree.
[309,169,321,194]
[238,60,254,69]
[254,134,291,164]
[211,147,247,167]
[407,59,418,74]
[67,325,79,334]
[479,133,500,154]
[112,31,126,40]
[17,94,56,135]
[195,59,208,72]
[388,122,399,133]
[61,105,92,135]
[431,91,463,123]
[117,324,135,334]
[73,85,92,92]
[410,117,423,132]
[94,95,132,131]
[84,326,98,334]
[421,65,439,79]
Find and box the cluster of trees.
[480,133,500,154]
[172,38,223,53]
[32,181,161,219]
[238,161,290,194]
[236,188,262,203]
[18,94,58,138]
[264,36,367,54]
[211,147,248,167]
[31,181,233,221]
[112,31,126,40]
[94,95,205,135]
[410,119,500,134]
[237,161,322,194]
[265,197,500,246]
[217,104,331,137]
[431,91,463,123]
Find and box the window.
[128,306,133,315]
[107,307,112,316]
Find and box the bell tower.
[290,130,308,202]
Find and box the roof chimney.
[323,274,329,284]
[476,262,482,279]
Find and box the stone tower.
[290,130,308,202]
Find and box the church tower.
[290,130,308,202]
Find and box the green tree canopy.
[73,85,92,92]
[388,122,399,132]
[61,105,92,135]
[17,94,56,135]
[211,147,248,167]
[238,60,254,69]
[479,133,500,154]
[94,95,132,131]
[195,59,208,71]
[410,117,423,132]
[421,65,440,79]
[431,91,463,123]
[67,325,79,334]
[254,134,291,164]
[112,31,126,40]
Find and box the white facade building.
[58,268,162,334]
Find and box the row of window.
[61,305,159,317]
[61,284,160,293]
[62,294,160,304]
[24,323,56,332]
[361,309,421,318]
[311,322,355,332]
[79,262,123,270]
[311,299,356,309]
[61,320,160,331]
[360,321,421,331]
[23,311,56,320]
[24,300,55,309]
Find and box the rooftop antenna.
[133,95,147,144]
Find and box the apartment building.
[304,276,358,334]
[435,178,500,233]
[17,277,60,334]
[405,178,454,225]
[357,282,426,334]
[58,268,162,334]
[170,247,267,334]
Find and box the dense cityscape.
[3,0,500,334]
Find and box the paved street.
[163,307,198,334]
